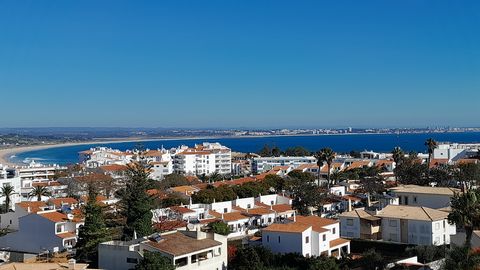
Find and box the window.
[224,208,228,213]
[191,254,198,263]
[333,227,336,234]
[267,235,270,242]
[271,201,274,205]
[126,258,138,264]
[278,236,281,243]
[305,236,309,244]
[346,219,353,226]
[322,234,326,241]
[247,204,251,209]
[404,196,409,205]
[389,233,398,241]
[268,217,272,223]
[175,257,188,267]
[413,196,417,203]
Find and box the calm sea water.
[11,132,480,165]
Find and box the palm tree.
[448,190,480,247]
[425,138,437,167]
[391,147,404,182]
[29,186,51,202]
[316,148,336,189]
[0,185,17,213]
[391,147,404,166]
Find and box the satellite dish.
[187,224,195,231]
[67,214,74,220]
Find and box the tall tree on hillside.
[316,148,335,189]
[117,160,154,240]
[0,185,16,213]
[391,146,404,168]
[258,145,272,157]
[75,184,110,267]
[448,190,480,247]
[29,186,51,201]
[425,138,438,168]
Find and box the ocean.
[11,132,480,165]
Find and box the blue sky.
[0,1,479,128]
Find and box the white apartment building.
[433,143,480,163]
[389,185,459,209]
[252,156,317,174]
[262,215,350,258]
[173,143,231,176]
[16,161,67,182]
[99,230,227,270]
[339,205,456,246]
[79,147,134,168]
[0,165,22,211]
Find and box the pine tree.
[75,184,110,267]
[118,161,154,240]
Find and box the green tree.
[284,146,311,157]
[287,176,325,215]
[307,256,339,270]
[271,146,282,157]
[359,249,387,270]
[448,190,480,247]
[209,221,231,235]
[28,185,51,201]
[75,184,110,267]
[117,162,154,240]
[455,163,480,191]
[258,145,272,157]
[0,185,16,213]
[159,173,189,189]
[229,246,266,270]
[316,148,335,189]
[442,245,480,270]
[135,251,174,270]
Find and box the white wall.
[262,229,310,256]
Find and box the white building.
[173,143,231,176]
[433,143,480,163]
[0,165,22,210]
[252,156,317,174]
[152,194,294,239]
[79,147,134,168]
[98,230,227,270]
[0,210,81,255]
[16,161,67,182]
[262,215,350,258]
[389,185,459,209]
[340,205,456,246]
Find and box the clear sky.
[0,1,479,128]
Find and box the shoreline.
[0,131,475,166]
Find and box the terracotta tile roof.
[169,206,195,214]
[210,211,250,222]
[145,232,222,256]
[16,201,48,213]
[347,161,371,170]
[329,238,350,247]
[100,164,129,172]
[154,220,187,232]
[169,185,198,195]
[263,223,310,233]
[38,211,69,223]
[244,206,274,216]
[48,197,78,208]
[144,150,164,157]
[271,204,294,213]
[294,215,338,233]
[56,232,76,239]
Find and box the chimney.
[367,193,371,207]
[27,206,31,213]
[68,259,76,269]
[293,211,296,222]
[348,199,352,212]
